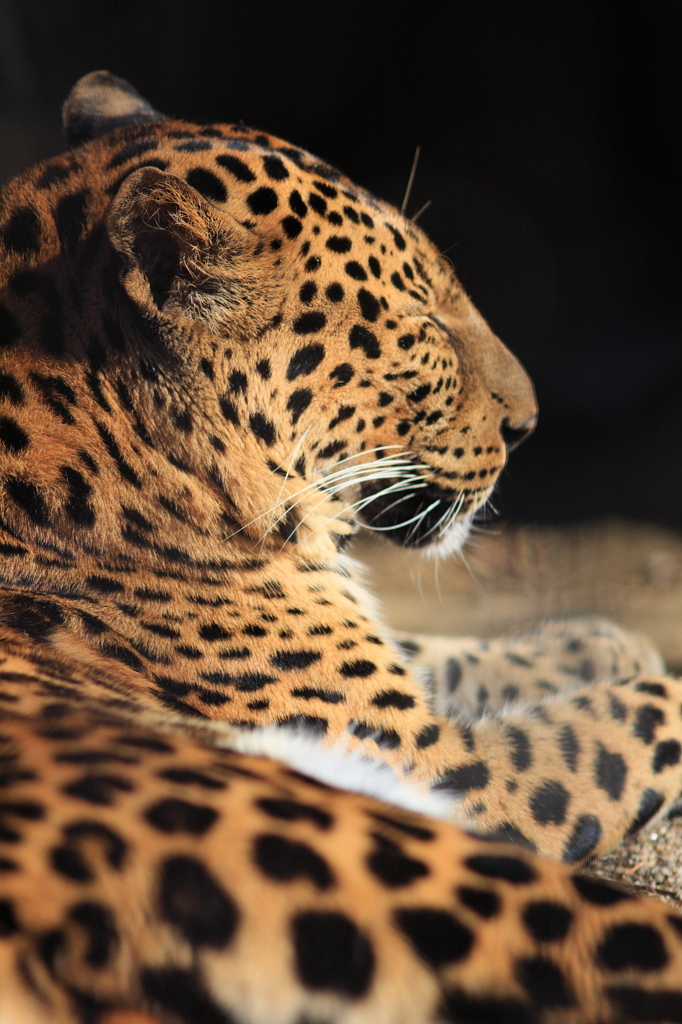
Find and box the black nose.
[501,414,537,451]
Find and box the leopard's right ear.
[63,71,167,147]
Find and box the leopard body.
[0,72,680,1023]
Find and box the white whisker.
[223,434,474,560]
[288,479,418,544]
[224,448,414,542]
[322,476,425,526]
[401,145,421,217]
[257,426,312,556]
[280,467,423,540]
[363,498,442,534]
[349,489,417,528]
[412,199,432,223]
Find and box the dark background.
[0,0,680,529]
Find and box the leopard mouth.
[357,477,475,548]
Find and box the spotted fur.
[0,72,680,1023]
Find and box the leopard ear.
[107,166,269,330]
[63,71,167,147]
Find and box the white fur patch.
[423,516,472,560]
[231,727,455,819]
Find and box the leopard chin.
[422,515,473,559]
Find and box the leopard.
[0,69,681,1023]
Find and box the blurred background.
[1,0,681,656]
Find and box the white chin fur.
[231,727,455,819]
[422,515,472,560]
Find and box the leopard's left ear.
[107,166,275,335]
[63,71,167,147]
